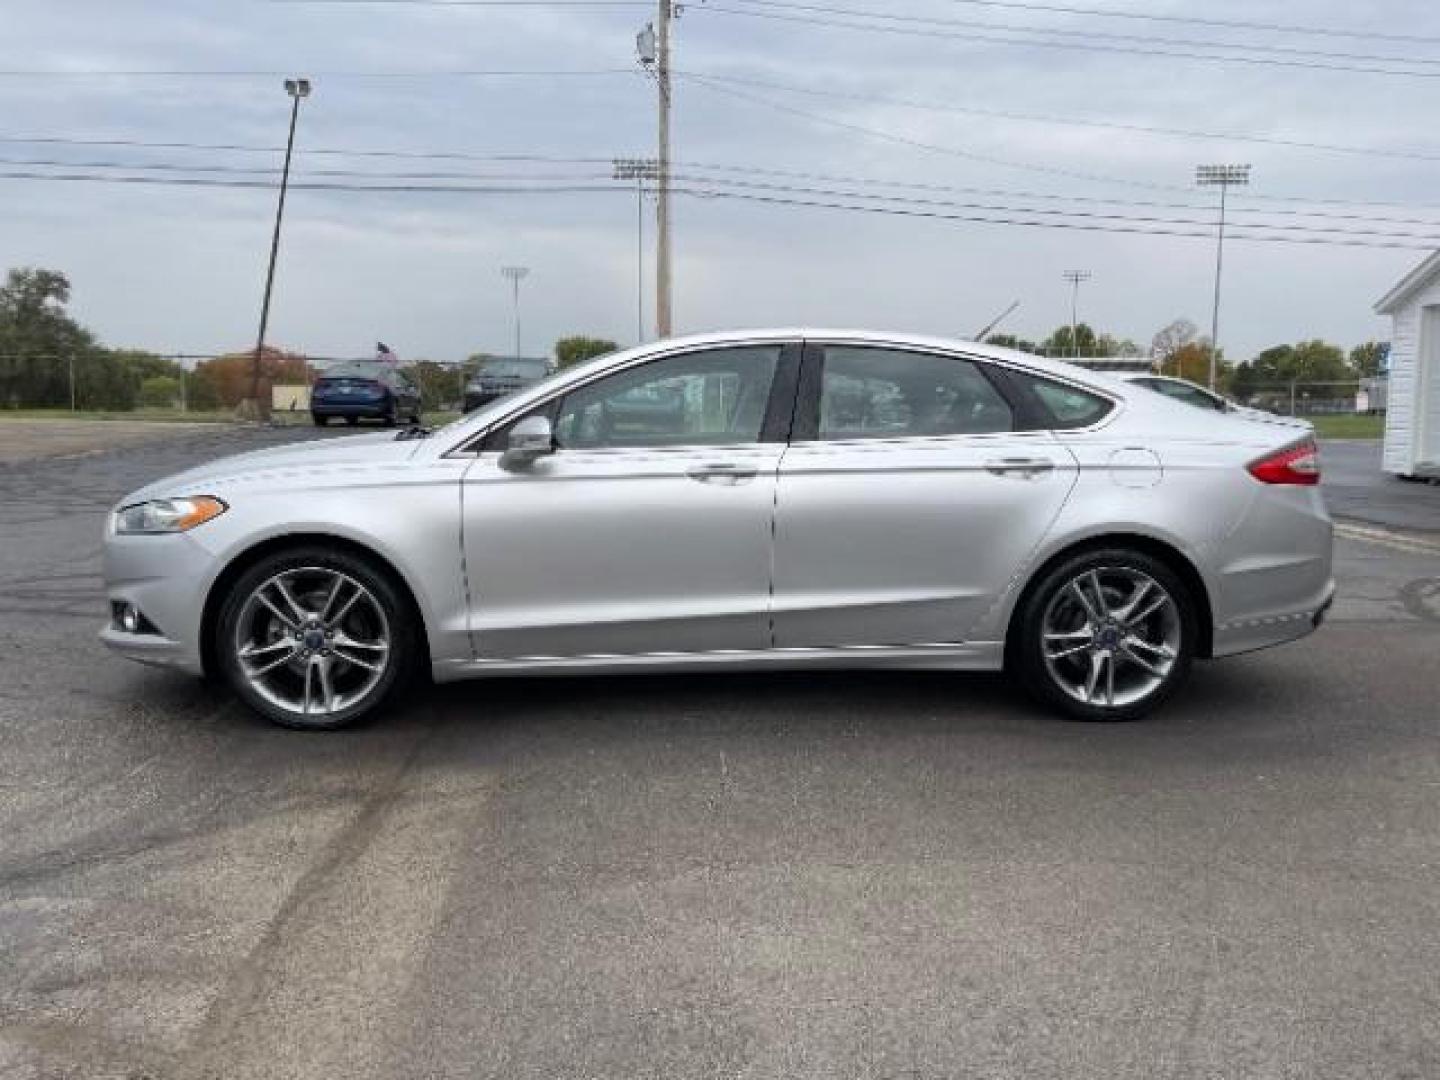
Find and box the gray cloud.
[4,0,1433,361]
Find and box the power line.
[265,0,1440,45]
[5,166,1440,249]
[8,127,1440,216]
[923,0,1440,47]
[683,70,1440,164]
[683,75,1440,213]
[723,0,1440,69]
[694,4,1440,80]
[13,152,1440,231]
[0,68,633,78]
[680,186,1440,251]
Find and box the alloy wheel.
[232,566,391,719]
[1040,566,1181,709]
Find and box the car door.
[771,342,1080,649]
[461,341,800,659]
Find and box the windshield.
[318,362,390,381]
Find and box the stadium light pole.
[501,266,530,359]
[246,77,311,421]
[613,157,658,342]
[1196,163,1250,390]
[1062,270,1090,359]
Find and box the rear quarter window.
[1008,371,1114,430]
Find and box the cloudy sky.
[4,0,1439,363]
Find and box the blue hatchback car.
[311,364,422,427]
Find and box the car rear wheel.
[312,414,328,427]
[216,547,419,730]
[1013,548,1196,721]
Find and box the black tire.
[215,545,420,730]
[312,414,328,427]
[1011,547,1197,722]
[345,415,359,427]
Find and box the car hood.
[117,431,423,507]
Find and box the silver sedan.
[101,330,1334,729]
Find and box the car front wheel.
[216,547,418,730]
[1013,548,1196,721]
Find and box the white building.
[1374,251,1440,478]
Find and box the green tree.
[1040,323,1098,357]
[1349,341,1388,378]
[555,336,618,370]
[138,375,180,408]
[984,333,1038,353]
[403,359,463,411]
[1151,318,1199,374]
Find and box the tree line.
[0,265,1387,414]
[987,316,1387,399]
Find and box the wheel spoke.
[1116,579,1153,621]
[1106,651,1116,705]
[333,647,383,672]
[328,585,365,627]
[332,632,388,653]
[1085,571,1112,619]
[1125,636,1174,659]
[1083,651,1104,702]
[256,591,299,630]
[1046,642,1091,661]
[272,576,311,623]
[319,575,346,621]
[317,661,336,712]
[1068,580,1102,622]
[239,638,293,660]
[1120,643,1166,677]
[246,646,298,677]
[1126,593,1169,628]
[1045,629,1092,643]
[302,663,315,715]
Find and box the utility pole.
[501,266,529,359]
[637,3,675,337]
[613,157,658,343]
[1196,163,1250,390]
[1062,270,1090,359]
[246,77,311,422]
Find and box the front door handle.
[985,456,1055,479]
[686,462,759,485]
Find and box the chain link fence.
[0,353,473,416]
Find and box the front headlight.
[114,496,227,535]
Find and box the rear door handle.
[686,462,759,485]
[985,456,1055,478]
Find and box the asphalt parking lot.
[2,425,1439,1080]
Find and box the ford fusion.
[102,331,1334,730]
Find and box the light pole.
[501,266,530,359]
[246,77,311,420]
[1196,163,1250,390]
[613,157,658,343]
[1062,270,1090,359]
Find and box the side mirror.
[499,415,555,471]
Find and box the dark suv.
[311,364,422,427]
[462,358,552,413]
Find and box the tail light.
[1248,440,1320,486]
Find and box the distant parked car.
[463,358,552,413]
[311,364,422,428]
[1121,374,1313,431]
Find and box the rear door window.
[810,346,1014,440]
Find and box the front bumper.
[99,529,215,676]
